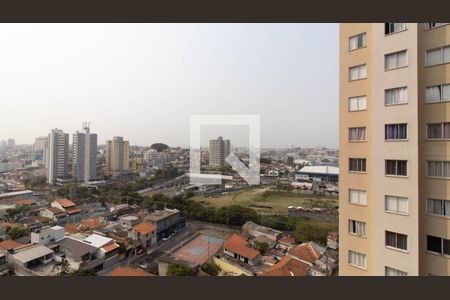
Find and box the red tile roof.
[102,243,120,253]
[279,235,296,245]
[65,207,82,215]
[224,233,259,260]
[0,222,17,229]
[288,242,321,264]
[0,240,25,251]
[109,267,154,277]
[55,198,76,208]
[133,222,156,235]
[46,207,67,216]
[262,256,310,276]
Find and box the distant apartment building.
[47,129,69,185]
[6,138,15,147]
[340,23,450,276]
[105,136,130,175]
[72,123,97,183]
[209,136,231,167]
[34,136,48,152]
[0,161,23,173]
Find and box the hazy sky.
[0,24,339,148]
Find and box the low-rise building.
[51,198,82,223]
[31,226,65,245]
[119,215,140,229]
[40,207,68,225]
[242,221,282,242]
[109,266,154,276]
[129,222,157,250]
[223,233,261,266]
[145,208,185,240]
[262,256,310,276]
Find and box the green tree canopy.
[166,264,193,276]
[150,143,169,152]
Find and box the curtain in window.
[386,196,396,211]
[397,87,407,104]
[397,197,408,213]
[359,65,366,78]
[359,191,367,204]
[443,162,450,177]
[444,123,450,139]
[428,199,443,215]
[442,84,450,100]
[358,128,366,140]
[359,33,366,48]
[397,234,407,250]
[386,267,407,276]
[427,49,442,66]
[426,86,441,103]
[445,200,450,216]
[349,67,358,80]
[385,53,397,69]
[399,124,407,139]
[349,98,358,111]
[385,90,395,105]
[349,189,358,203]
[349,36,358,50]
[358,96,367,110]
[386,232,396,247]
[397,161,407,176]
[427,124,443,139]
[444,46,450,63]
[386,160,396,175]
[397,51,407,67]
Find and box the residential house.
[39,207,68,225]
[30,226,65,245]
[145,208,185,240]
[109,266,154,276]
[129,222,157,250]
[277,235,297,252]
[223,233,261,266]
[242,221,282,242]
[262,256,311,276]
[51,199,82,223]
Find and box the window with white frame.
[349,158,366,172]
[426,123,450,139]
[424,23,449,30]
[385,123,407,140]
[385,266,407,276]
[349,64,367,81]
[348,250,367,269]
[348,96,367,111]
[349,189,367,205]
[349,33,367,51]
[425,84,450,103]
[427,161,450,178]
[385,50,407,70]
[385,87,407,105]
[427,235,450,256]
[426,46,450,66]
[385,231,408,251]
[427,198,450,217]
[348,219,367,237]
[349,127,367,141]
[385,160,407,176]
[385,23,407,35]
[385,195,408,214]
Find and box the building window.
[427,235,450,256]
[385,195,408,214]
[385,231,408,251]
[385,87,407,105]
[427,161,450,178]
[427,198,450,217]
[425,84,450,103]
[348,250,367,269]
[349,64,367,81]
[349,158,366,173]
[349,33,367,51]
[385,50,407,70]
[424,23,449,30]
[426,123,450,139]
[385,160,407,176]
[385,266,407,276]
[348,96,367,111]
[349,189,367,205]
[385,123,407,140]
[385,23,407,35]
[349,127,367,142]
[426,46,450,66]
[348,220,367,237]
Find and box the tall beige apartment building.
[105,136,130,175]
[340,23,450,276]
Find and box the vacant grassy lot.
[192,187,338,213]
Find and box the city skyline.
[0,23,339,148]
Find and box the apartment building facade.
[340,23,450,276]
[47,128,69,185]
[209,136,231,166]
[73,123,98,183]
[105,136,130,175]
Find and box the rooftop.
[55,198,76,208]
[262,256,310,276]
[56,236,98,259]
[12,244,54,264]
[109,267,154,276]
[242,221,282,237]
[298,165,339,176]
[133,222,156,235]
[0,240,25,251]
[224,233,260,260]
[146,209,180,222]
[83,234,113,248]
[288,242,322,264]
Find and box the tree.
[201,260,221,276]
[150,143,169,152]
[166,264,193,276]
[6,226,29,240]
[294,222,330,244]
[254,241,270,255]
[53,257,70,276]
[260,157,272,164]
